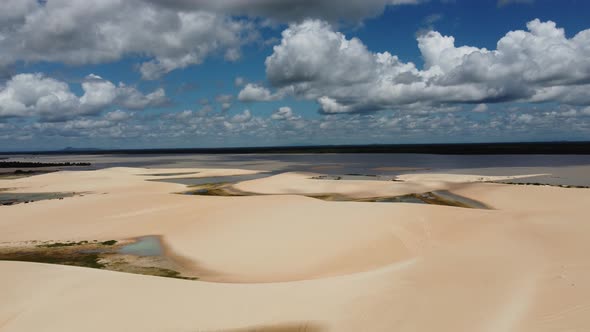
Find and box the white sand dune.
[1,167,590,331]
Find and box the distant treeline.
[0,161,91,168]
[2,141,590,155]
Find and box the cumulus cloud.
[270,106,305,130]
[472,104,488,112]
[7,102,590,148]
[234,77,246,87]
[271,106,299,120]
[32,116,145,139]
[118,86,168,110]
[0,0,37,26]
[105,110,134,122]
[0,73,167,120]
[214,94,231,112]
[144,0,423,23]
[256,19,590,113]
[219,103,231,112]
[0,0,255,79]
[196,105,214,117]
[238,83,283,102]
[230,109,253,123]
[0,0,428,83]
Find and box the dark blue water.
[4,153,590,185]
[135,154,590,186]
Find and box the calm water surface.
[118,236,163,256]
[3,153,590,185]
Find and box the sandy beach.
[1,166,590,331]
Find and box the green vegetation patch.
[1,239,199,281]
[0,192,77,206]
[136,267,198,280]
[493,181,590,189]
[308,191,489,209]
[37,240,89,248]
[183,183,246,197]
[0,249,104,269]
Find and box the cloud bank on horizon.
[0,0,589,149]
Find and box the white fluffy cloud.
[251,19,590,113]
[238,84,283,102]
[0,0,254,79]
[7,103,590,147]
[271,107,298,120]
[230,109,253,123]
[105,110,134,122]
[0,0,422,81]
[215,94,233,112]
[472,104,488,113]
[0,73,167,120]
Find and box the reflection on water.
[118,236,163,256]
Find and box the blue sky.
[1,0,589,150]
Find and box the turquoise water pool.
[118,236,163,256]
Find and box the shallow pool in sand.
[118,236,163,256]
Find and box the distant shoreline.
[2,141,590,155]
[0,161,91,168]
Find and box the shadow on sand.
[215,322,324,332]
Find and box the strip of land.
[0,161,91,168]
